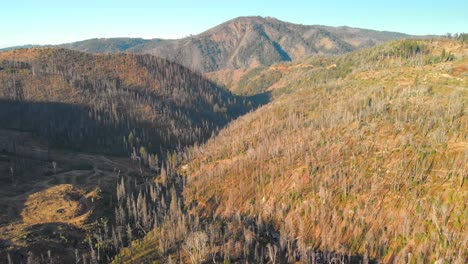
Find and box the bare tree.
[183,231,209,264]
[266,243,278,264]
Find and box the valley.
[0,13,467,264]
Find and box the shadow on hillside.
[0,222,87,263]
[0,99,144,261]
[247,91,271,107]
[0,87,270,156]
[0,93,270,262]
[0,136,148,263]
[0,99,132,155]
[217,215,378,264]
[272,41,292,61]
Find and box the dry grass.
[21,184,91,225]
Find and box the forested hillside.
[0,48,259,159]
[114,39,467,263]
[0,48,262,263]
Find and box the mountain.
[114,39,468,263]
[141,16,413,72]
[0,44,42,51]
[2,17,417,72]
[59,38,159,53]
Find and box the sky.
[1,0,467,48]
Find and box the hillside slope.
[0,48,259,158]
[114,39,467,263]
[183,39,468,263]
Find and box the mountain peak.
[2,17,416,72]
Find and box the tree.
[266,243,278,264]
[52,161,57,175]
[183,231,209,264]
[9,166,15,186]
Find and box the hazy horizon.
[1,0,467,48]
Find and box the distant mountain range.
[1,16,434,72]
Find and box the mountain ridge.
[1,16,433,72]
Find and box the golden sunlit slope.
[207,38,467,97]
[181,39,468,263]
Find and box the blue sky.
[1,0,467,48]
